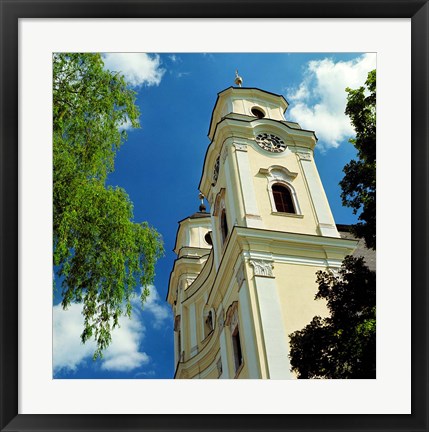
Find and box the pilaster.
[296,150,339,237]
[233,142,263,228]
[250,259,293,379]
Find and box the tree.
[53,53,163,359]
[289,256,376,379]
[340,70,376,250]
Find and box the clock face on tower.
[255,133,286,153]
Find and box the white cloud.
[53,284,170,374]
[100,314,149,372]
[118,116,133,132]
[177,71,190,78]
[102,53,165,87]
[53,301,150,374]
[169,54,179,63]
[53,302,96,372]
[135,285,171,329]
[287,54,376,150]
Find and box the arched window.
[226,302,244,375]
[203,309,215,339]
[221,209,229,243]
[272,183,295,213]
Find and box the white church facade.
[167,78,359,379]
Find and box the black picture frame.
[1,1,428,431]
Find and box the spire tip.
[234,70,243,87]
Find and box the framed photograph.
[1,1,427,431]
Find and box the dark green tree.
[340,69,376,249]
[289,70,377,378]
[289,256,376,379]
[53,53,163,359]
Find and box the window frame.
[220,208,229,243]
[201,305,215,341]
[260,166,302,216]
[272,182,296,214]
[231,323,243,373]
[225,302,244,377]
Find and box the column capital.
[249,259,274,278]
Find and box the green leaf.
[53,53,164,358]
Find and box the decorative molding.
[243,250,273,261]
[318,223,340,237]
[259,165,298,182]
[234,143,248,152]
[271,211,304,219]
[259,165,301,215]
[221,147,228,163]
[225,301,239,327]
[213,188,226,216]
[296,151,312,161]
[212,155,220,186]
[230,308,239,330]
[245,213,262,221]
[250,259,274,277]
[235,263,245,288]
[319,222,336,229]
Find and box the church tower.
[167,75,358,379]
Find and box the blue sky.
[53,52,376,379]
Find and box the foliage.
[340,70,376,249]
[53,53,163,359]
[289,256,376,379]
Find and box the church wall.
[200,367,220,379]
[231,97,285,120]
[273,261,330,344]
[195,297,203,345]
[182,305,191,361]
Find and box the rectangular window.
[232,326,243,372]
[178,329,182,362]
[272,184,295,213]
[216,357,223,378]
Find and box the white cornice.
[235,226,358,250]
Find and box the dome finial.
[234,69,243,87]
[198,192,207,213]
